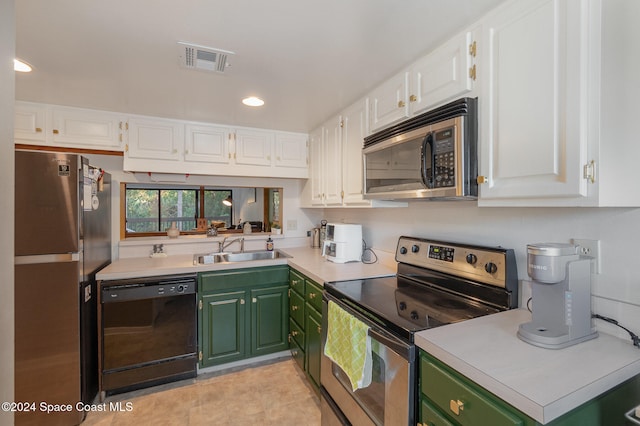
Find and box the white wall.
[0,0,15,423]
[322,203,640,343]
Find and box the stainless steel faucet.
[221,236,245,252]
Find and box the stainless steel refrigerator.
[14,151,111,425]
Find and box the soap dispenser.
[266,236,274,251]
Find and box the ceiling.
[15,0,504,133]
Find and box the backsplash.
[323,202,640,343]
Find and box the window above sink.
[121,183,283,239]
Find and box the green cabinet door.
[200,290,246,366]
[251,285,289,356]
[305,304,322,389]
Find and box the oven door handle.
[368,327,414,361]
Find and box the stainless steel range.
[320,236,518,425]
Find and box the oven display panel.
[428,245,454,262]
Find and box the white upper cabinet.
[124,116,307,178]
[303,98,406,208]
[308,127,324,206]
[477,0,600,206]
[369,72,410,133]
[14,102,125,150]
[410,30,477,115]
[127,117,184,161]
[51,106,125,150]
[184,124,231,165]
[341,100,370,206]
[234,129,273,167]
[14,102,47,143]
[274,132,308,169]
[369,30,478,134]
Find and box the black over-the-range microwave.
[363,97,478,201]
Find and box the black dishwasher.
[100,273,197,396]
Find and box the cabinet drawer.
[305,279,323,312]
[289,289,305,327]
[420,354,524,426]
[290,269,306,294]
[289,317,305,348]
[420,397,455,426]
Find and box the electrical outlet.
[287,220,297,231]
[571,238,601,274]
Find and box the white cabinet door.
[478,0,593,204]
[410,31,475,115]
[127,117,184,161]
[234,129,273,166]
[323,118,343,206]
[369,71,409,133]
[184,124,230,164]
[14,102,47,144]
[51,106,125,150]
[342,99,370,206]
[309,127,324,206]
[274,132,308,169]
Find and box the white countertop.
[96,246,396,283]
[415,309,640,424]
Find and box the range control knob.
[411,245,420,253]
[399,246,408,255]
[398,301,407,311]
[485,262,498,274]
[466,253,478,265]
[410,311,419,320]
[177,285,185,293]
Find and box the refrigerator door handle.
[15,253,79,265]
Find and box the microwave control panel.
[433,127,455,188]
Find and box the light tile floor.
[83,359,321,425]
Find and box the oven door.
[321,294,416,426]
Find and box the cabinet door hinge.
[198,299,202,310]
[469,40,477,57]
[198,351,203,361]
[468,64,477,81]
[583,160,596,183]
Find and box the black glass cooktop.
[324,272,502,342]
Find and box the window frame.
[121,183,232,238]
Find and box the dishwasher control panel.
[101,273,196,303]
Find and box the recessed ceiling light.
[242,97,264,107]
[14,59,32,73]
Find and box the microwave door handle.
[421,133,434,188]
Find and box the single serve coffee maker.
[517,243,597,349]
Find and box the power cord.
[361,239,378,264]
[592,314,640,349]
[525,301,638,349]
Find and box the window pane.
[126,189,159,232]
[160,189,197,231]
[204,190,232,227]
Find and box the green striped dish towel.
[324,300,372,391]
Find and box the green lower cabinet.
[200,290,246,365]
[251,285,289,356]
[419,350,640,426]
[288,267,324,393]
[198,266,289,368]
[305,304,322,389]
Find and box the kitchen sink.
[194,249,288,265]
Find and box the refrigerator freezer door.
[15,261,84,425]
[15,151,79,256]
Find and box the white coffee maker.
[517,243,598,349]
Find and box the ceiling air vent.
[177,42,234,73]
